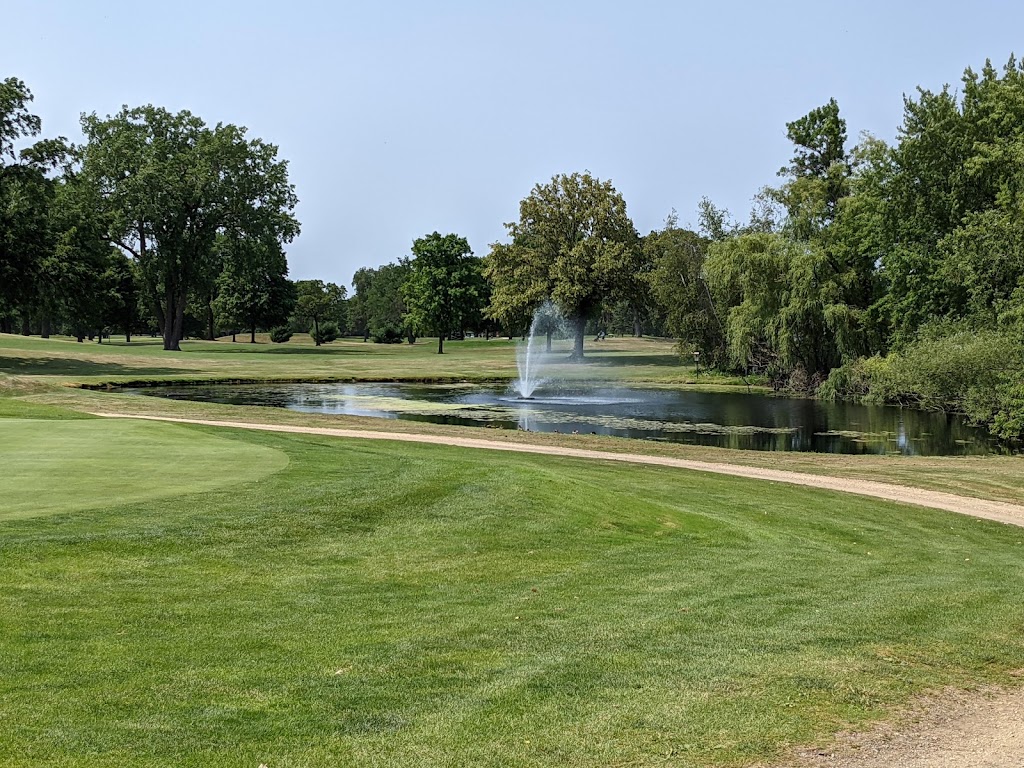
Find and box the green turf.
[0,418,288,520]
[2,418,1023,767]
[0,331,751,388]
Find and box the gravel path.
[97,413,1024,767]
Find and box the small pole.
[692,350,701,380]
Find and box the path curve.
[96,413,1024,528]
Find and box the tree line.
[3,56,1023,439]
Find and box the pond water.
[123,382,1003,456]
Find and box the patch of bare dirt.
[778,685,1024,768]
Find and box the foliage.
[644,215,723,362]
[293,279,345,346]
[214,234,295,342]
[821,324,1024,439]
[403,232,484,354]
[311,320,339,345]
[269,325,292,343]
[78,105,299,350]
[365,261,414,343]
[485,172,639,359]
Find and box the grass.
[1,333,1023,766]
[2,414,1024,766]
[0,332,748,388]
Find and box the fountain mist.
[513,302,563,399]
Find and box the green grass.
[2,415,1024,767]
[0,332,747,388]
[0,418,287,520]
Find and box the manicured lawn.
[2,413,1023,766]
[0,332,723,388]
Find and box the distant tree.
[645,214,724,363]
[101,250,139,342]
[366,260,413,343]
[404,232,483,354]
[486,172,639,360]
[349,266,375,340]
[293,279,345,345]
[214,235,296,343]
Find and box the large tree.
[403,232,483,354]
[486,172,638,360]
[78,106,299,350]
[0,77,58,325]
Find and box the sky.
[6,1,1024,289]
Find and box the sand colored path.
[96,412,1024,767]
[98,413,1024,528]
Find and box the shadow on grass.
[0,357,183,377]
[584,354,684,367]
[194,344,379,356]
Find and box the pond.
[122,382,1003,456]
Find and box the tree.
[366,261,414,343]
[0,77,59,324]
[486,172,638,360]
[293,279,345,345]
[79,105,299,350]
[214,235,295,342]
[645,214,724,363]
[403,232,483,354]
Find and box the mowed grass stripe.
[0,425,1022,766]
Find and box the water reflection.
[121,382,1006,456]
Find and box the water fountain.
[513,302,563,399]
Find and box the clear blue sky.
[6,1,1023,289]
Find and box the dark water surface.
[123,382,1003,456]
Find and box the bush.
[819,326,1024,440]
[269,326,292,344]
[312,321,339,345]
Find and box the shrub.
[269,326,292,344]
[312,322,339,345]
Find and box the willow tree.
[79,106,299,350]
[486,172,638,360]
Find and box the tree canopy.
[485,172,638,359]
[78,105,299,350]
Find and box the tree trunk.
[231,331,236,343]
[406,332,415,345]
[569,317,585,361]
[163,289,185,351]
[485,328,490,340]
[363,329,369,342]
[633,312,643,338]
[206,300,215,341]
[546,330,552,353]
[313,318,321,346]
[20,315,30,336]
[250,325,256,343]
[97,330,102,344]
[41,313,50,339]
[437,334,444,354]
